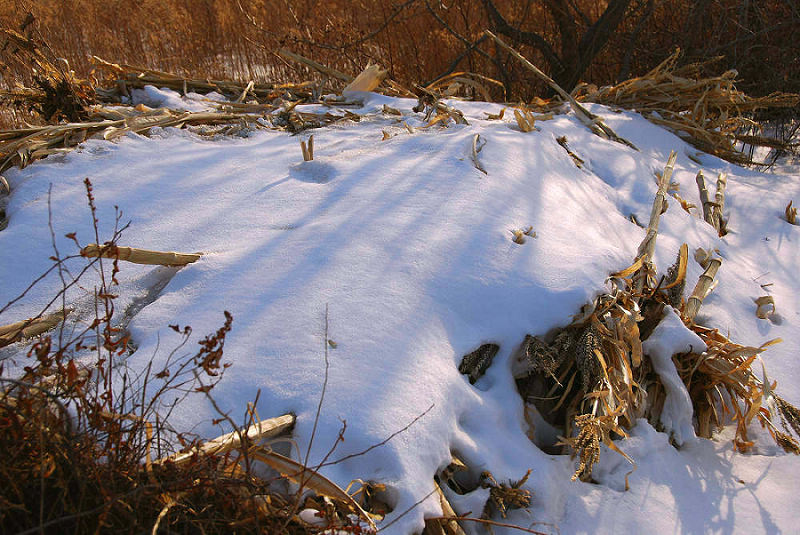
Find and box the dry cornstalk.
[684,255,722,321]
[248,447,377,531]
[93,55,313,102]
[696,171,712,223]
[484,30,638,150]
[712,173,728,234]
[423,482,467,535]
[343,64,388,94]
[755,296,776,319]
[471,134,487,175]
[1,109,270,173]
[582,49,799,164]
[236,80,255,103]
[695,171,727,235]
[157,413,295,466]
[556,135,584,167]
[81,244,201,266]
[301,134,315,161]
[786,201,797,225]
[0,308,71,348]
[637,151,677,262]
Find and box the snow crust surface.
[1,90,799,534]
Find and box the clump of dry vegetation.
[580,50,799,164]
[511,153,800,484]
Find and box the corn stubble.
[515,152,800,485]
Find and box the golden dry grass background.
[1,0,798,104]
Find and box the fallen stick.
[484,30,638,151]
[0,308,71,348]
[157,413,295,466]
[81,244,201,266]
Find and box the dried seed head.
[776,396,800,438]
[575,325,602,392]
[775,431,800,455]
[458,344,499,384]
[570,414,602,481]
[521,335,561,378]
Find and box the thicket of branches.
[1,0,798,107]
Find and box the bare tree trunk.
[482,0,633,91]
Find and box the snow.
[642,306,706,446]
[1,88,799,533]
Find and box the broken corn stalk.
[81,244,201,266]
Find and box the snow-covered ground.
[1,90,798,533]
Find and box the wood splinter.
[81,244,201,266]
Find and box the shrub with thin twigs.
[0,179,325,534]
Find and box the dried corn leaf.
[484,108,505,120]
